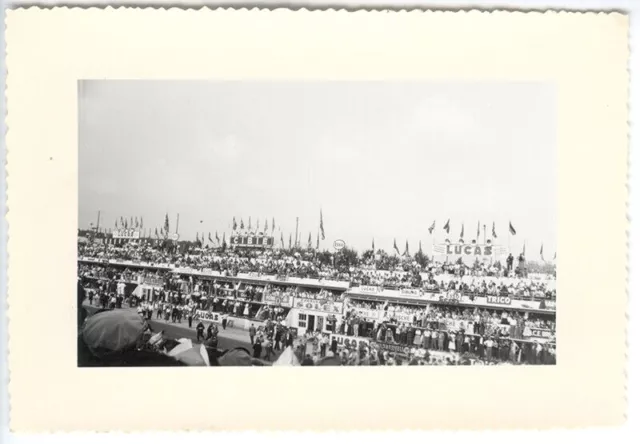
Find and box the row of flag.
[232,216,276,234]
[229,211,326,237]
[430,220,518,239]
[114,216,145,230]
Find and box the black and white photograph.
[77,80,557,367]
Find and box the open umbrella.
[272,346,300,366]
[217,348,269,366]
[82,310,147,354]
[174,344,210,366]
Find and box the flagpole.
[96,210,101,233]
[176,213,180,235]
[295,217,299,249]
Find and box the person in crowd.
[222,314,228,330]
[196,320,205,343]
[249,323,257,345]
[252,336,263,358]
[187,307,194,328]
[264,336,273,361]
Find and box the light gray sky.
[79,81,556,256]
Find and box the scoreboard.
[229,235,274,248]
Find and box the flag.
[233,217,237,231]
[308,232,312,249]
[404,240,410,256]
[248,217,252,231]
[553,251,556,260]
[428,220,435,234]
[114,219,118,229]
[522,243,526,256]
[271,217,275,233]
[476,221,480,239]
[509,221,516,235]
[372,238,375,252]
[419,241,423,253]
[208,232,213,243]
[540,243,544,261]
[120,216,124,227]
[264,219,268,233]
[492,222,497,238]
[460,224,464,240]
[320,210,325,240]
[222,233,227,249]
[135,217,139,228]
[124,218,128,229]
[155,228,159,238]
[281,232,285,248]
[443,219,450,233]
[140,217,144,229]
[288,234,292,249]
[130,216,134,229]
[215,231,220,243]
[316,232,320,250]
[196,232,200,243]
[164,213,170,234]
[393,239,400,255]
[240,219,245,230]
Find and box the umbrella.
[272,346,300,366]
[217,348,270,366]
[82,310,147,353]
[167,338,193,357]
[174,344,210,366]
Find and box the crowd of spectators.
[78,242,556,293]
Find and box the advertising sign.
[360,285,382,294]
[399,288,421,297]
[370,341,412,355]
[263,293,293,307]
[294,297,343,314]
[112,229,141,239]
[195,310,221,323]
[230,235,274,248]
[330,334,370,350]
[432,243,508,256]
[486,295,512,305]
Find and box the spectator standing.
[249,324,257,345]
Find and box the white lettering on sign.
[360,285,381,293]
[330,334,370,349]
[195,310,221,323]
[486,295,512,305]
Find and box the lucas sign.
[432,243,507,257]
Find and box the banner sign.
[486,295,512,305]
[263,293,293,307]
[112,229,141,239]
[230,235,274,248]
[384,311,414,324]
[353,308,381,320]
[399,288,422,297]
[439,292,462,304]
[195,310,221,323]
[143,276,165,287]
[360,285,382,294]
[540,300,556,310]
[331,334,370,350]
[294,297,343,314]
[370,341,412,355]
[524,327,553,339]
[432,243,508,256]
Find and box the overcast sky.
[79,80,556,257]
